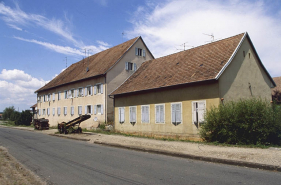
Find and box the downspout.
[109,94,115,127]
[105,75,107,123]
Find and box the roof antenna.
[175,42,194,51]
[86,49,92,72]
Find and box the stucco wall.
[219,37,273,101]
[114,82,220,138]
[37,76,105,128]
[106,38,154,122]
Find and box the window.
[58,92,61,100]
[64,91,68,99]
[52,93,55,101]
[69,89,75,98]
[78,88,83,97]
[141,105,150,123]
[57,107,61,116]
[125,62,137,71]
[119,107,125,123]
[43,109,46,115]
[129,106,137,123]
[37,96,41,102]
[48,94,51,101]
[64,107,67,115]
[78,106,82,115]
[85,86,92,96]
[53,108,55,116]
[94,84,103,95]
[171,103,182,126]
[38,109,41,116]
[85,105,93,115]
[155,104,165,124]
[71,106,74,116]
[192,101,206,127]
[47,108,50,116]
[94,104,103,115]
[135,47,146,57]
[43,95,46,102]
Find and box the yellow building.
[110,32,276,140]
[35,37,154,128]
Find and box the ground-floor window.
[64,107,67,115]
[155,104,165,124]
[141,105,150,123]
[119,107,125,123]
[85,105,92,115]
[171,102,182,126]
[47,108,50,116]
[71,106,74,116]
[129,106,137,124]
[57,107,61,116]
[78,106,82,115]
[43,109,46,116]
[192,101,206,128]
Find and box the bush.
[2,106,16,120]
[14,110,32,126]
[200,98,281,145]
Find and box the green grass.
[0,120,33,128]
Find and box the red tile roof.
[30,103,37,108]
[36,37,140,92]
[111,33,246,95]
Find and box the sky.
[0,0,281,112]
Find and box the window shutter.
[172,104,176,123]
[85,87,88,96]
[94,105,97,115]
[135,48,138,55]
[90,105,93,115]
[156,106,159,123]
[160,105,164,123]
[143,49,146,57]
[198,102,205,123]
[141,106,144,122]
[90,86,93,95]
[146,106,149,122]
[134,63,137,71]
[125,62,129,70]
[175,104,181,123]
[121,108,125,122]
[101,104,103,115]
[100,84,103,94]
[85,106,87,114]
[119,108,121,123]
[94,85,97,95]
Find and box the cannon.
[58,115,91,134]
[34,118,49,130]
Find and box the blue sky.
[0,0,281,112]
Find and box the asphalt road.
[0,127,281,185]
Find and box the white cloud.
[0,69,48,111]
[127,0,281,77]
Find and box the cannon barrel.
[58,115,91,134]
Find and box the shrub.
[2,106,16,120]
[14,110,32,126]
[200,98,281,145]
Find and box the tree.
[272,90,281,104]
[15,110,32,126]
[2,106,16,120]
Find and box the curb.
[49,134,90,141]
[94,141,281,172]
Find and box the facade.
[110,32,276,140]
[35,37,154,128]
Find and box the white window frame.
[53,108,55,116]
[64,107,67,116]
[47,108,50,116]
[125,62,137,71]
[85,85,92,96]
[71,106,74,116]
[57,107,61,116]
[85,105,93,115]
[38,109,41,116]
[70,89,75,98]
[37,96,41,102]
[129,106,137,123]
[78,105,82,115]
[155,104,165,124]
[43,109,46,115]
[192,100,206,126]
[52,93,55,101]
[171,102,182,125]
[58,92,61,100]
[94,84,103,95]
[43,95,46,102]
[141,105,150,124]
[78,87,84,97]
[64,90,68,99]
[119,107,125,123]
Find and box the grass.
[0,120,33,128]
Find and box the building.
[35,37,154,128]
[110,32,276,140]
[272,76,281,103]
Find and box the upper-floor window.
[85,86,92,96]
[48,94,51,102]
[135,47,146,57]
[78,88,83,97]
[37,96,41,102]
[126,62,137,71]
[43,95,46,102]
[94,84,103,95]
[64,91,68,99]
[52,93,55,101]
[69,89,75,98]
[58,92,61,100]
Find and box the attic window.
[135,48,146,57]
[126,62,137,71]
[199,64,203,67]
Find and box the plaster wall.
[219,37,273,101]
[37,76,105,128]
[106,38,154,121]
[114,82,220,138]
